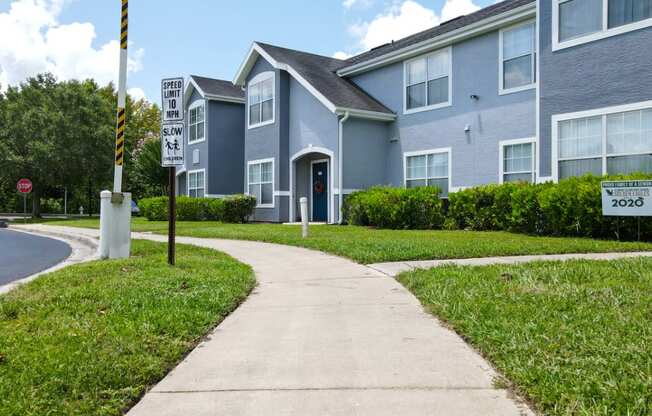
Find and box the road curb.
[1,226,99,295]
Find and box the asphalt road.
[0,229,72,286]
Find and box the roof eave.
[205,94,245,104]
[335,107,396,121]
[336,2,536,77]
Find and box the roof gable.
[233,42,395,121]
[184,76,245,105]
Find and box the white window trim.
[403,147,453,196]
[247,71,276,130]
[403,46,453,115]
[551,100,652,181]
[187,168,206,198]
[247,157,275,208]
[552,0,652,51]
[499,137,537,184]
[187,100,206,145]
[498,20,537,96]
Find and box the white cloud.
[348,1,439,50]
[441,0,480,23]
[333,51,352,60]
[0,0,145,92]
[127,87,147,102]
[343,0,373,9]
[334,0,481,57]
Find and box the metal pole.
[23,194,27,224]
[113,0,128,193]
[168,167,176,265]
[64,187,67,216]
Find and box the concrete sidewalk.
[368,251,652,276]
[15,225,532,415]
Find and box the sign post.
[161,77,185,266]
[602,180,652,240]
[17,178,32,224]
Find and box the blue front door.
[312,161,328,222]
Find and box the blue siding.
[207,100,245,195]
[539,1,652,177]
[350,29,536,188]
[244,56,290,221]
[342,119,388,190]
[183,90,208,196]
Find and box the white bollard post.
[99,190,111,259]
[300,197,309,238]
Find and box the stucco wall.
[342,118,389,190]
[208,100,245,195]
[350,29,536,188]
[184,90,209,195]
[538,1,652,178]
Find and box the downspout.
[338,111,350,224]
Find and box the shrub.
[138,195,256,222]
[343,186,444,229]
[447,183,522,231]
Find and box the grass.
[0,240,254,416]
[43,217,652,264]
[398,258,652,415]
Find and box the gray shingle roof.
[190,75,244,100]
[256,42,394,115]
[340,0,535,69]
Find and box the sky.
[0,0,497,103]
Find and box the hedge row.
[138,195,256,223]
[342,186,444,229]
[447,174,652,240]
[343,174,652,240]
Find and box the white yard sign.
[161,78,184,122]
[161,123,185,167]
[602,180,652,216]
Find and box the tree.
[1,74,114,216]
[131,135,168,198]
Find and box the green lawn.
[398,258,652,416]
[45,217,652,264]
[0,240,254,416]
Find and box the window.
[500,22,536,93]
[404,48,451,113]
[188,170,205,198]
[248,72,275,128]
[248,159,274,207]
[609,0,652,28]
[404,149,450,196]
[500,139,536,183]
[188,102,205,144]
[554,0,652,49]
[554,102,652,179]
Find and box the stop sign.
[17,178,32,194]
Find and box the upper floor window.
[188,102,205,144]
[554,0,652,50]
[248,72,275,128]
[554,102,652,179]
[404,148,451,196]
[404,48,451,114]
[500,21,536,94]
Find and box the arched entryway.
[290,147,334,223]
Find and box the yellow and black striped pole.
[113,0,128,192]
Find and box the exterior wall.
[538,1,652,178]
[342,118,389,191]
[176,172,187,196]
[350,28,536,189]
[184,90,208,195]
[208,100,245,195]
[288,76,340,221]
